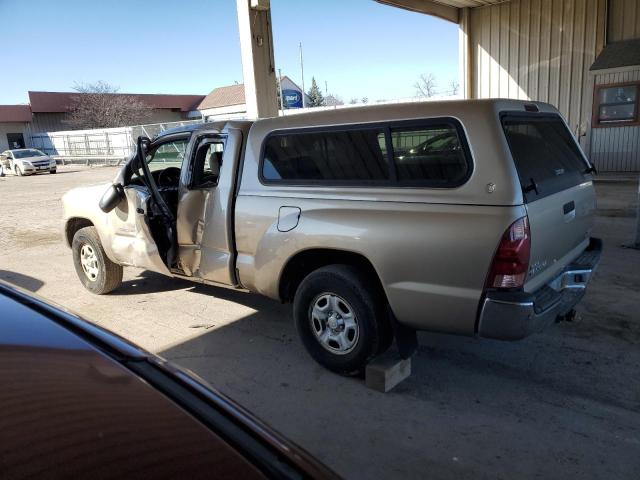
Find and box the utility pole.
[278,68,284,111]
[299,42,306,108]
[325,80,328,94]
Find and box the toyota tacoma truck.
[62,99,602,375]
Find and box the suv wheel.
[72,226,123,294]
[293,264,391,376]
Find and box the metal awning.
[590,38,640,72]
[376,0,511,23]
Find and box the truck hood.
[62,183,112,212]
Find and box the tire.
[14,164,22,176]
[72,226,123,294]
[50,169,57,174]
[293,264,391,376]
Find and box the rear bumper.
[478,237,602,340]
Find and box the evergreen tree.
[306,77,325,107]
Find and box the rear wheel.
[293,264,391,375]
[72,226,122,294]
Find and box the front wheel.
[72,226,123,294]
[293,264,391,376]
[14,164,22,176]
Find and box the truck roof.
[252,98,558,132]
[157,99,558,141]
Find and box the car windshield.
[13,149,46,159]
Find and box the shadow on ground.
[0,270,45,292]
[157,275,640,480]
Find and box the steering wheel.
[157,167,181,188]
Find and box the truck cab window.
[191,141,224,188]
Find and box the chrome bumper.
[478,238,602,340]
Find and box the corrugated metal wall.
[608,0,640,42]
[591,69,640,171]
[468,0,607,151]
[466,0,640,171]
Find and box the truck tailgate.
[501,113,597,291]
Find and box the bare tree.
[65,81,152,129]
[449,81,460,96]
[361,97,369,104]
[325,94,344,107]
[349,98,358,105]
[414,73,437,98]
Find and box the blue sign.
[282,89,303,108]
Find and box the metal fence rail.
[30,119,203,164]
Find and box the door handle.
[563,201,575,214]
[136,208,145,215]
[563,201,575,223]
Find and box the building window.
[594,82,639,127]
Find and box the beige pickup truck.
[62,99,601,374]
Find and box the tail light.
[486,216,531,289]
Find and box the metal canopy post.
[236,0,279,119]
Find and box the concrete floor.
[1,165,639,480]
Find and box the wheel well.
[65,218,94,247]
[279,249,387,304]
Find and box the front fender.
[62,183,117,262]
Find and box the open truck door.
[99,134,189,276]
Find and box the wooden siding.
[468,0,607,153]
[590,69,640,171]
[608,0,640,42]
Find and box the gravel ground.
[1,165,639,480]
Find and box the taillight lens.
[486,216,531,289]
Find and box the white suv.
[0,149,57,176]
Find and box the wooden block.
[365,353,411,393]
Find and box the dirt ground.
[1,165,639,480]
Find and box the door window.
[145,140,187,172]
[191,140,225,188]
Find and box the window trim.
[592,81,640,128]
[258,117,474,189]
[187,134,227,190]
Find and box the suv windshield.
[13,149,46,159]
[501,114,588,202]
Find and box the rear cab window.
[501,114,590,202]
[260,119,472,187]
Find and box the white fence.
[30,119,203,164]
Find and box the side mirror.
[99,183,124,213]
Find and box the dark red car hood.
[0,283,338,479]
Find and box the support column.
[236,0,279,119]
[458,7,472,99]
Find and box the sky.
[0,0,459,105]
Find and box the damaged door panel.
[176,189,209,275]
[176,128,242,286]
[108,186,171,275]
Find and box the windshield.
[13,149,46,159]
